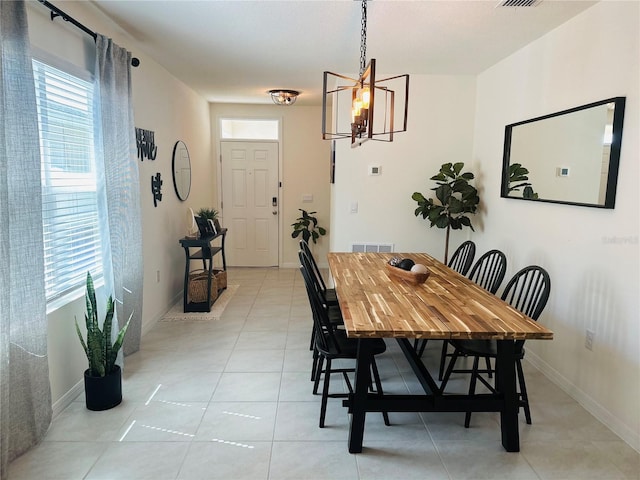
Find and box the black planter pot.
[84,365,122,411]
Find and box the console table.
[179,228,227,312]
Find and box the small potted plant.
[196,207,218,220]
[197,207,221,233]
[291,209,327,244]
[411,162,480,264]
[75,272,132,411]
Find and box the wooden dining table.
[327,252,553,453]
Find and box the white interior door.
[221,141,279,267]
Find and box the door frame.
[215,116,284,267]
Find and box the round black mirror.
[172,140,191,201]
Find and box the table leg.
[496,340,520,452]
[348,338,373,453]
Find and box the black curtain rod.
[37,0,140,67]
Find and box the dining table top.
[327,252,553,341]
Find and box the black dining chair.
[439,265,551,427]
[437,249,508,380]
[415,240,477,357]
[448,240,476,276]
[300,240,338,307]
[467,249,508,295]
[300,262,390,428]
[299,250,344,384]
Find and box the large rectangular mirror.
[501,97,626,208]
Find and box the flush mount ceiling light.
[268,89,300,106]
[322,0,409,147]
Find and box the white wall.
[473,1,639,450]
[26,1,214,410]
[209,104,331,268]
[331,75,477,260]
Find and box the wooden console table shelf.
[179,228,227,312]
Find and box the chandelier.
[268,89,300,106]
[322,0,409,147]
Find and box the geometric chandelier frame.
[321,0,409,148]
[322,59,409,147]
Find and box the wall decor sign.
[151,172,163,207]
[136,127,158,161]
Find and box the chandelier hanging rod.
[36,0,140,67]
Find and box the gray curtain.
[94,35,143,357]
[0,1,52,478]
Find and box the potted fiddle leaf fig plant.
[291,209,327,244]
[412,162,480,264]
[75,272,132,411]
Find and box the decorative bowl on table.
[385,260,430,285]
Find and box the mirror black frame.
[172,140,191,201]
[501,97,626,209]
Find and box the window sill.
[46,277,105,315]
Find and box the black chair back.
[448,240,476,276]
[299,251,341,355]
[300,240,330,303]
[468,249,507,294]
[501,265,551,351]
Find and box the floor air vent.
[351,243,394,253]
[498,0,541,7]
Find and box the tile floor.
[10,268,640,479]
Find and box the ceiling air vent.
[498,0,541,7]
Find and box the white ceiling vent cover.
[498,0,541,7]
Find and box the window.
[32,59,102,302]
[220,119,279,140]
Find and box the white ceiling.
[91,0,596,106]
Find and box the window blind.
[32,59,102,302]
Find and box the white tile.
[356,440,449,480]
[211,372,282,402]
[235,330,287,350]
[178,441,272,480]
[437,440,540,479]
[152,371,221,402]
[195,402,277,441]
[269,441,359,480]
[43,400,138,442]
[274,401,349,441]
[521,441,628,479]
[9,441,106,480]
[224,349,284,372]
[118,401,208,442]
[85,442,189,480]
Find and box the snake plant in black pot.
[75,272,132,411]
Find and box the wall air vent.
[351,243,394,253]
[498,0,541,7]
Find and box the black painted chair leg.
[319,358,332,428]
[313,356,324,395]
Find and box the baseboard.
[526,351,639,453]
[52,379,83,419]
